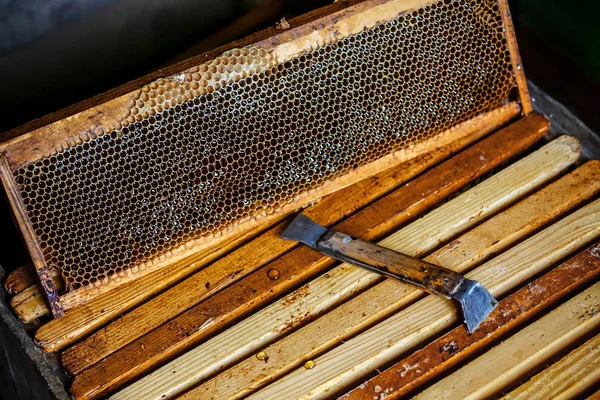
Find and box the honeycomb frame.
[0,0,530,317]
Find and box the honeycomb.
[13,0,516,291]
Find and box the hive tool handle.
[280,214,498,333]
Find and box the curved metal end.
[454,279,498,333]
[279,214,327,249]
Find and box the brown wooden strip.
[339,241,600,400]
[10,275,64,323]
[3,264,35,295]
[61,129,456,374]
[69,114,548,399]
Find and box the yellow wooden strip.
[249,198,600,400]
[112,136,579,400]
[417,285,600,400]
[502,334,600,400]
[186,160,600,400]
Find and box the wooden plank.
[10,286,47,323]
[3,264,35,295]
[502,333,600,400]
[339,242,600,400]
[249,198,600,400]
[110,135,577,400]
[185,160,600,400]
[36,110,508,354]
[70,113,548,399]
[60,117,497,374]
[415,282,600,400]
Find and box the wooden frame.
[0,0,531,315]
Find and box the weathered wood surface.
[415,282,600,400]
[186,159,599,400]
[111,135,577,400]
[339,242,600,400]
[317,231,467,298]
[3,264,35,295]
[10,286,47,324]
[36,113,502,354]
[249,198,600,399]
[502,333,600,400]
[59,128,470,371]
[70,114,548,399]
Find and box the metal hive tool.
[0,0,530,316]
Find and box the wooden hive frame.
[0,0,531,317]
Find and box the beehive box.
[1,0,600,399]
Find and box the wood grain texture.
[10,286,47,323]
[60,131,460,371]
[415,282,600,400]
[502,333,600,400]
[317,231,466,298]
[185,144,593,400]
[339,242,600,400]
[3,264,35,295]
[35,108,523,354]
[113,135,576,400]
[70,114,547,399]
[10,274,64,323]
[249,198,600,400]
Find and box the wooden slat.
[249,198,600,400]
[502,333,600,400]
[187,160,600,400]
[35,110,492,354]
[111,135,577,400]
[3,264,35,295]
[415,282,600,400]
[10,286,47,323]
[70,114,548,399]
[60,126,464,371]
[339,242,600,400]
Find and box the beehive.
[0,0,530,316]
